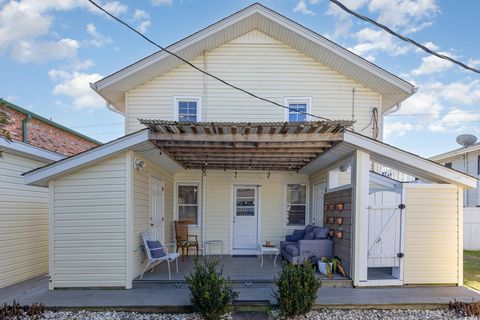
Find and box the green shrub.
[273,262,321,318]
[185,258,239,320]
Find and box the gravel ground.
[6,309,480,319]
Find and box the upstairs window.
[284,97,311,122]
[174,97,201,122]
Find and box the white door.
[232,186,258,251]
[313,182,326,226]
[367,190,402,268]
[150,176,164,242]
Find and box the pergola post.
[352,149,370,286]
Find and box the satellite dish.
[456,134,477,148]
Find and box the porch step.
[132,278,353,289]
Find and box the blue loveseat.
[280,225,333,265]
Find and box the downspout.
[22,113,32,143]
[380,103,401,141]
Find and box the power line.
[87,0,332,122]
[70,122,123,129]
[329,0,480,74]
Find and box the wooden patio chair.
[174,220,199,260]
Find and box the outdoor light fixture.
[134,159,146,171]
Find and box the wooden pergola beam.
[155,141,332,149]
[150,132,343,143]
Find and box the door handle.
[150,223,154,227]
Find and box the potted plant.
[318,256,346,278]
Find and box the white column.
[458,186,464,286]
[352,149,370,286]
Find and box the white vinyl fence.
[464,207,480,250]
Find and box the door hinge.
[398,204,406,209]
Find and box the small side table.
[204,240,224,257]
[258,245,279,268]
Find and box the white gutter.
[89,82,125,116]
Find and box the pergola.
[141,119,355,172]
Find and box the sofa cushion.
[314,227,329,239]
[280,241,297,250]
[285,244,299,257]
[304,225,315,235]
[290,229,305,241]
[147,240,166,258]
[303,231,315,240]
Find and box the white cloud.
[293,0,315,16]
[411,52,455,76]
[86,23,112,47]
[48,69,104,110]
[100,1,127,16]
[132,9,151,33]
[348,27,410,60]
[428,109,480,133]
[0,0,127,63]
[368,0,439,30]
[150,0,172,6]
[10,38,79,63]
[383,122,414,139]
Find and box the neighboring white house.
[23,3,476,290]
[431,140,480,250]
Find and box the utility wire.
[87,0,332,121]
[329,0,480,74]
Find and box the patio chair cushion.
[284,244,300,257]
[147,240,166,258]
[280,241,297,250]
[304,225,315,234]
[290,229,305,241]
[314,227,329,239]
[303,229,315,240]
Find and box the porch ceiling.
[141,119,353,171]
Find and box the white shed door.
[233,186,258,250]
[150,176,164,243]
[367,190,402,268]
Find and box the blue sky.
[1,0,479,157]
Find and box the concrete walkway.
[1,277,479,311]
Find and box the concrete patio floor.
[1,276,480,311]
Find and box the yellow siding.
[131,153,174,280]
[126,30,381,136]
[0,152,49,288]
[403,184,460,285]
[174,169,309,254]
[52,153,127,288]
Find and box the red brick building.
[1,99,100,156]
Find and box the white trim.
[0,139,64,162]
[457,186,464,286]
[312,181,326,226]
[283,182,309,229]
[174,181,201,229]
[173,96,202,122]
[352,149,370,286]
[48,180,55,290]
[326,157,353,192]
[125,151,133,289]
[283,97,312,122]
[356,279,403,287]
[430,144,480,162]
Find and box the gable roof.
[430,143,480,162]
[301,130,477,189]
[0,138,64,163]
[91,3,415,114]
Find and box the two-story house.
[23,4,476,290]
[0,99,99,288]
[431,137,480,250]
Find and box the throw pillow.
[314,227,329,239]
[291,229,305,241]
[303,231,315,240]
[147,240,166,258]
